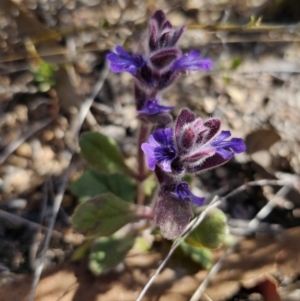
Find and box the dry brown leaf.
[256,276,282,301]
[245,129,281,155]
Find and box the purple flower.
[106,46,145,75]
[106,11,212,97]
[173,108,246,173]
[141,128,177,172]
[148,10,185,52]
[175,182,205,206]
[211,131,246,160]
[138,99,174,115]
[172,51,212,72]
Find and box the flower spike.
[138,99,174,115]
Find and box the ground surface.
[1,0,300,300]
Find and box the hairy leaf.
[180,241,212,269]
[79,132,128,173]
[72,193,141,238]
[89,234,135,276]
[70,169,135,203]
[186,208,228,249]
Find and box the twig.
[189,184,292,301]
[28,180,50,271]
[28,168,70,301]
[136,121,150,205]
[222,179,292,201]
[187,22,300,33]
[203,293,214,301]
[135,196,221,301]
[28,62,109,301]
[77,64,109,135]
[0,118,52,165]
[0,209,61,238]
[189,239,239,301]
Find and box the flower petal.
[153,128,174,146]
[211,131,246,159]
[106,46,145,75]
[186,153,230,173]
[142,128,178,171]
[160,158,172,172]
[175,182,205,206]
[172,51,212,71]
[182,146,216,163]
[197,118,221,144]
[138,99,174,115]
[175,108,196,139]
[141,142,157,170]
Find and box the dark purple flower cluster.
[142,110,245,239]
[106,10,245,240]
[142,109,245,175]
[107,10,212,123]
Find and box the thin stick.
[136,121,150,205]
[0,209,61,238]
[28,62,110,301]
[0,118,52,164]
[222,179,292,201]
[28,180,50,271]
[187,22,298,33]
[189,184,292,301]
[28,168,70,301]
[203,293,214,301]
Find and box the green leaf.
[89,234,135,276]
[186,208,228,250]
[72,192,141,238]
[39,82,51,92]
[230,56,243,70]
[144,176,156,197]
[72,239,94,261]
[133,236,152,252]
[102,19,110,29]
[180,241,212,269]
[79,132,129,174]
[70,169,135,203]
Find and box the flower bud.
[186,208,228,249]
[150,48,181,70]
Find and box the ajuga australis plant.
[71,10,246,275]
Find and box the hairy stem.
[136,121,150,205]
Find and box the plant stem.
[136,120,150,205]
